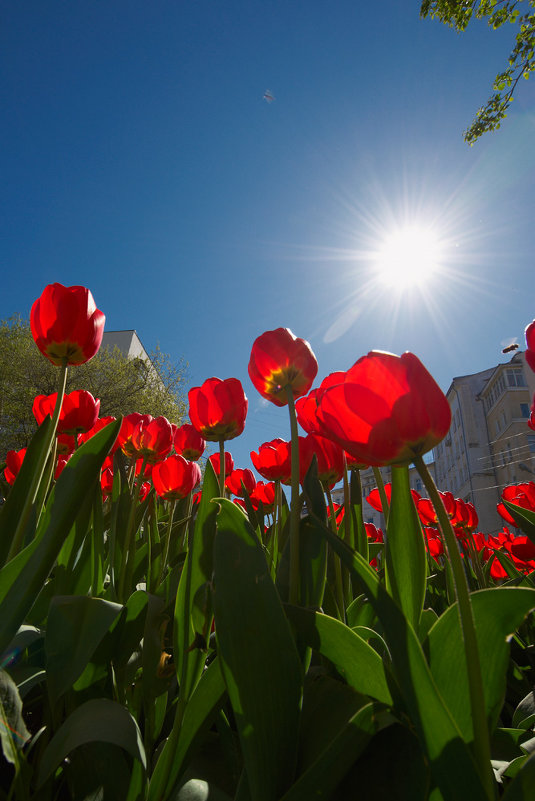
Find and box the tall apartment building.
[433,352,535,534]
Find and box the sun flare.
[374,225,443,290]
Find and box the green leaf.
[503,501,535,545]
[278,702,383,801]
[213,498,302,801]
[385,465,426,630]
[148,657,227,801]
[45,595,123,703]
[513,690,535,729]
[0,669,30,763]
[337,721,429,800]
[36,698,146,788]
[308,512,489,801]
[285,606,392,705]
[0,417,53,567]
[300,458,328,610]
[174,460,218,704]
[425,588,535,740]
[0,418,121,656]
[502,752,535,800]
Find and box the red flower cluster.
[30,283,105,366]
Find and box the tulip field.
[2,284,535,801]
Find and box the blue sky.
[2,1,535,470]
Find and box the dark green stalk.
[415,456,494,800]
[285,386,301,606]
[159,499,177,586]
[118,454,148,602]
[218,438,226,497]
[326,486,346,622]
[372,466,389,527]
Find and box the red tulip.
[529,395,535,432]
[188,377,248,441]
[174,423,206,461]
[55,454,71,479]
[316,351,452,467]
[250,480,276,511]
[118,413,153,458]
[250,438,292,484]
[101,466,114,497]
[33,390,100,435]
[497,482,535,526]
[248,327,318,407]
[57,434,76,455]
[79,416,118,448]
[137,481,152,503]
[4,448,27,485]
[525,320,535,372]
[30,283,105,366]
[152,455,202,501]
[225,468,257,497]
[299,433,345,488]
[130,416,173,464]
[366,484,392,512]
[59,390,100,434]
[209,451,234,476]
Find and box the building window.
[506,369,526,388]
[520,403,530,418]
[528,435,535,454]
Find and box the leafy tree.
[0,315,188,456]
[421,0,535,143]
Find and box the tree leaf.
[213,498,302,801]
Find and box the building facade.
[433,352,535,534]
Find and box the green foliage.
[420,0,535,142]
[0,315,187,456]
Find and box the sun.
[374,225,443,290]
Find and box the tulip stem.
[7,359,68,561]
[372,466,389,527]
[285,386,301,606]
[159,499,176,587]
[218,439,226,497]
[326,486,346,622]
[414,456,494,800]
[118,455,148,602]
